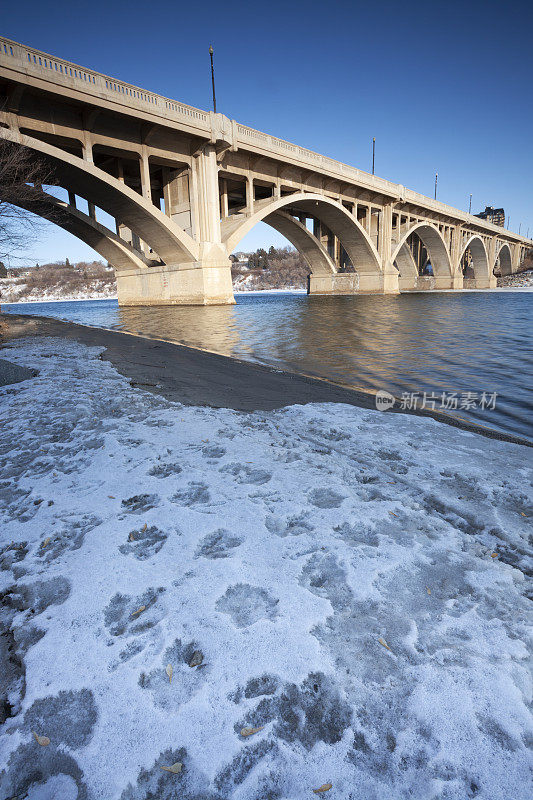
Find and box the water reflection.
[5,292,532,440]
[117,302,247,357]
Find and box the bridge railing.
[0,36,210,131]
[235,122,396,196]
[234,122,522,238]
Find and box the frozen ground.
[0,336,531,800]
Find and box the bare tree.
[0,137,56,261]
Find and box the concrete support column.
[162,167,172,218]
[114,158,138,248]
[82,132,93,163]
[192,144,222,244]
[160,165,194,238]
[220,178,229,218]
[374,203,399,294]
[189,161,201,243]
[511,244,521,270]
[88,201,96,220]
[380,204,393,265]
[487,238,497,274]
[443,224,463,289]
[450,224,463,276]
[246,176,254,215]
[334,236,340,268]
[327,231,334,259]
[68,191,76,208]
[140,147,152,203]
[366,206,372,236]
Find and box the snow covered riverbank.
[0,336,531,800]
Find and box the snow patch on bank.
[0,337,531,800]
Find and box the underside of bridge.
[1,38,529,305]
[460,237,494,289]
[392,223,459,291]
[494,244,513,277]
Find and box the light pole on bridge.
[209,46,217,113]
[469,194,472,214]
[434,172,438,200]
[372,138,375,175]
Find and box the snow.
[0,336,531,800]
[234,287,307,295]
[0,282,117,303]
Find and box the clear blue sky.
[3,0,532,265]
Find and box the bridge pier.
[462,275,497,290]
[399,274,464,291]
[116,262,235,306]
[308,269,400,296]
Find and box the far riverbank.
[1,267,532,305]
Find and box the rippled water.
[4,291,532,441]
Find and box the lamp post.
[209,45,217,113]
[469,194,472,214]
[434,172,438,200]
[372,138,375,175]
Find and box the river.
[3,291,532,442]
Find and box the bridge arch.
[495,243,512,276]
[263,210,336,276]
[2,129,200,266]
[222,193,382,276]
[13,190,151,271]
[392,222,452,278]
[459,236,490,284]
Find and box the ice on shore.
[0,337,531,800]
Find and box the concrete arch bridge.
[1,37,531,305]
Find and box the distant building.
[474,206,505,227]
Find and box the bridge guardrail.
[234,122,528,240]
[0,36,210,131]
